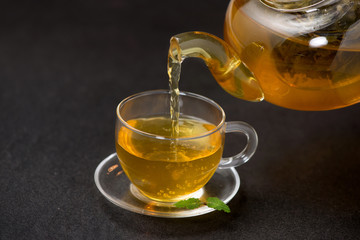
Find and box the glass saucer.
[94,153,240,218]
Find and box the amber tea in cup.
[115,90,257,203]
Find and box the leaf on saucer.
[206,197,230,213]
[174,198,201,209]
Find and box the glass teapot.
[169,0,360,110]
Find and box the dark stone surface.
[1,0,360,239]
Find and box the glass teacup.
[115,90,257,204]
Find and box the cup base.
[94,153,240,218]
[130,184,205,207]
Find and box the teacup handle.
[219,121,258,169]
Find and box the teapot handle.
[168,31,264,102]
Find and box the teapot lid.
[244,0,354,37]
[260,0,326,12]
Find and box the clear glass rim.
[116,89,226,141]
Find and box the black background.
[1,0,360,239]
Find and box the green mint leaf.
[174,198,202,209]
[206,197,231,213]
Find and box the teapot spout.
[168,31,264,102]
